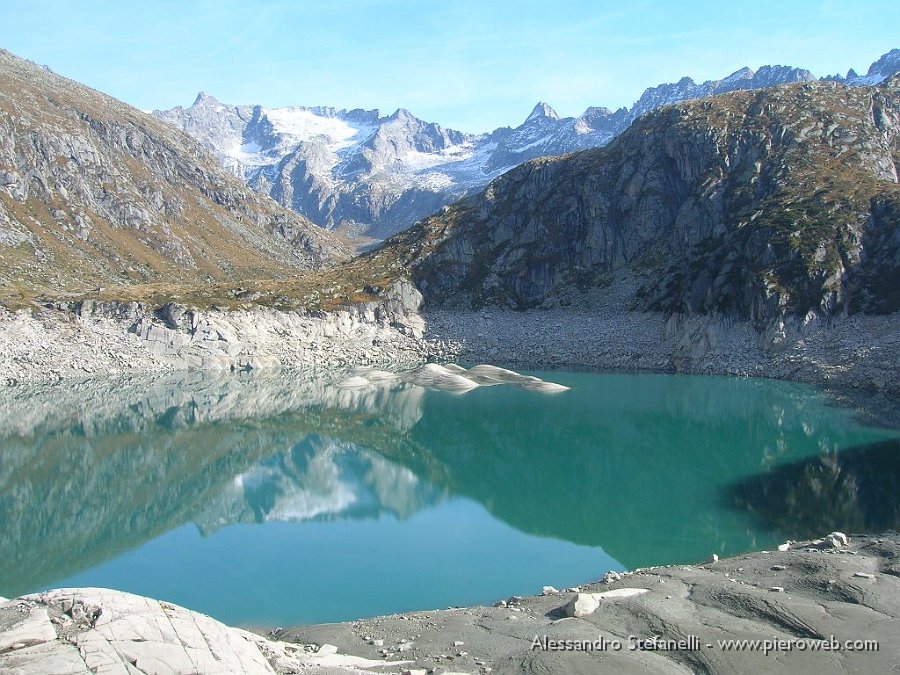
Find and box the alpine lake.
[1,367,897,628]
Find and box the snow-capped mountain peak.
[156,48,900,241]
[192,91,223,107]
[852,48,900,85]
[525,101,560,123]
[720,67,754,86]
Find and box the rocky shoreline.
[0,280,430,386]
[422,307,900,429]
[277,532,900,675]
[2,533,898,674]
[2,283,899,674]
[2,284,898,401]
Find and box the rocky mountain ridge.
[156,49,900,239]
[374,76,900,330]
[0,49,347,306]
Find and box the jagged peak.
[721,67,755,83]
[192,91,222,107]
[525,101,560,123]
[387,107,419,123]
[867,48,900,76]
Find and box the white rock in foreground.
[560,588,650,618]
[562,593,600,617]
[0,588,386,674]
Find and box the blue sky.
[1,0,897,132]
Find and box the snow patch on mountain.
[155,48,900,240]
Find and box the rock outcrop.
[0,279,426,384]
[383,77,900,331]
[4,534,900,674]
[0,588,383,674]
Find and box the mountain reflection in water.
[727,438,900,538]
[0,368,896,625]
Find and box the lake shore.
[2,287,899,673]
[3,533,898,674]
[2,293,898,400]
[277,532,900,675]
[4,298,897,440]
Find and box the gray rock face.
[0,589,379,674]
[845,48,900,85]
[389,77,900,327]
[0,277,429,387]
[155,50,899,239]
[0,49,346,294]
[628,66,816,121]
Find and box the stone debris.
[276,533,900,675]
[423,303,900,399]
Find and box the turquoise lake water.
[0,369,897,627]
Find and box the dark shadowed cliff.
[374,77,900,326]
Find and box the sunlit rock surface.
[336,363,570,393]
[0,589,383,674]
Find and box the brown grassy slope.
[0,49,349,308]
